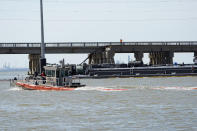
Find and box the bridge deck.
[0,41,197,47]
[0,41,197,54]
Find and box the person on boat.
[35,81,39,85]
[14,77,17,80]
[41,71,46,84]
[35,72,38,77]
[41,71,46,77]
[34,72,38,80]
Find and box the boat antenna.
[40,0,46,73]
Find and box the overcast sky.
[0,0,197,68]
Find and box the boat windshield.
[46,70,56,77]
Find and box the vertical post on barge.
[40,0,46,73]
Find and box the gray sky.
[0,0,197,68]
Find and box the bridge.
[1,41,197,74]
[0,41,197,54]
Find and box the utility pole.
[40,0,46,73]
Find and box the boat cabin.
[44,65,72,86]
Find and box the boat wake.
[75,86,129,92]
[8,86,22,91]
[153,86,197,91]
[9,85,197,91]
[8,85,128,92]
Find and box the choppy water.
[0,71,197,130]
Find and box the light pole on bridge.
[40,0,46,73]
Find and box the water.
[0,71,197,130]
[1,0,197,129]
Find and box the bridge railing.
[0,41,197,48]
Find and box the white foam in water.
[8,86,22,91]
[75,86,108,91]
[153,87,197,91]
[6,86,128,92]
[74,86,98,91]
[75,86,128,92]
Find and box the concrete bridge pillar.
[166,52,174,64]
[134,52,144,62]
[194,52,197,64]
[149,51,173,65]
[105,47,115,64]
[89,52,101,64]
[28,54,40,75]
[194,52,197,57]
[89,47,115,64]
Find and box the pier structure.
[88,47,115,64]
[134,52,144,62]
[0,41,197,74]
[149,51,174,65]
[194,52,197,63]
[28,54,40,75]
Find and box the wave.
[75,86,128,91]
[153,86,197,91]
[8,86,22,91]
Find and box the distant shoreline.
[0,68,28,72]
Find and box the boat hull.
[15,82,80,91]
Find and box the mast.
[40,0,46,73]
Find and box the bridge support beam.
[134,52,144,62]
[88,52,100,64]
[28,54,40,75]
[194,52,197,64]
[89,47,115,64]
[149,51,173,65]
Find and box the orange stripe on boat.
[16,82,76,91]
